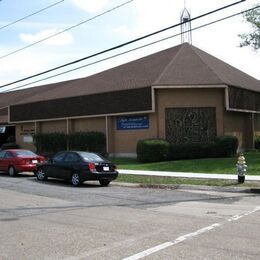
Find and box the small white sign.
[0,127,6,133]
[23,135,33,144]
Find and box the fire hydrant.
[236,153,247,183]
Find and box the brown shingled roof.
[1,42,260,109]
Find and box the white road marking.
[122,206,260,260]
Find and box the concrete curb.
[113,182,260,194]
[118,169,260,181]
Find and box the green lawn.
[110,151,260,175]
[115,175,260,188]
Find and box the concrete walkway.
[118,169,260,181]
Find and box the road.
[0,173,259,260]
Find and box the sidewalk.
[118,169,260,181]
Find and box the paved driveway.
[0,173,259,259]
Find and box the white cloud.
[112,0,260,79]
[20,29,74,46]
[71,0,110,13]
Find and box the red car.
[0,149,45,177]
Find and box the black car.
[35,151,118,186]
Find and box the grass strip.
[111,152,260,175]
[116,174,260,188]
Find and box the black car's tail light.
[88,162,96,173]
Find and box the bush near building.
[68,131,106,155]
[34,131,106,157]
[255,136,260,149]
[137,136,238,163]
[136,139,170,163]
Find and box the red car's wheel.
[8,166,17,177]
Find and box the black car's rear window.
[14,150,37,157]
[78,152,104,162]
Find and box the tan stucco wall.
[15,87,258,154]
[156,88,225,139]
[223,111,255,149]
[40,120,67,133]
[16,123,36,151]
[109,113,158,155]
[223,111,244,147]
[72,117,106,133]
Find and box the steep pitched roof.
[1,42,259,109]
[154,43,260,91]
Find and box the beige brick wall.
[110,113,158,155]
[40,120,67,133]
[72,117,106,133]
[16,123,36,151]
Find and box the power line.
[0,0,134,60]
[5,5,258,93]
[0,0,64,31]
[0,0,246,89]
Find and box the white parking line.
[122,206,260,260]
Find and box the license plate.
[103,166,109,171]
[32,160,38,164]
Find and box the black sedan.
[35,151,118,186]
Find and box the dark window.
[53,152,66,162]
[78,152,104,162]
[4,152,14,158]
[0,151,6,158]
[64,153,80,162]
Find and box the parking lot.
[0,173,260,260]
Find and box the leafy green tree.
[239,6,260,50]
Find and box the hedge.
[34,133,67,154]
[68,131,106,155]
[1,142,20,150]
[136,135,239,162]
[255,136,260,149]
[33,131,106,156]
[136,139,170,163]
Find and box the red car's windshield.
[14,150,37,157]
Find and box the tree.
[239,6,260,50]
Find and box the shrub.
[255,136,260,149]
[34,133,67,154]
[68,131,106,155]
[168,135,238,160]
[168,142,214,160]
[34,131,106,156]
[215,135,238,157]
[136,139,170,163]
[1,142,20,150]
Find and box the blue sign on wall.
[117,115,149,130]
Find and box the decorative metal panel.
[166,107,216,144]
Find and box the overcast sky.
[0,0,259,92]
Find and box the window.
[0,151,6,158]
[4,152,14,158]
[53,152,66,162]
[64,153,80,162]
[78,152,104,162]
